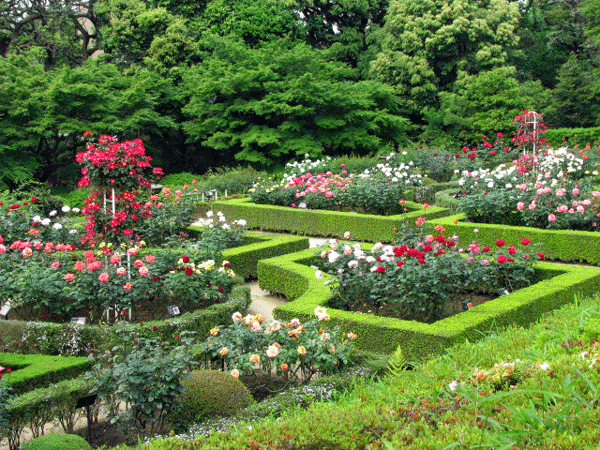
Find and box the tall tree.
[181,37,409,169]
[370,0,520,115]
[0,0,101,67]
[0,52,176,187]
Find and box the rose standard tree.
[77,131,164,247]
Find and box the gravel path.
[246,236,328,322]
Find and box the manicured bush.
[166,369,253,433]
[212,197,451,242]
[21,433,91,450]
[0,353,92,395]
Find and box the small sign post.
[167,305,181,317]
[75,393,98,443]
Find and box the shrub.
[166,369,253,433]
[20,433,91,450]
[88,325,198,438]
[201,308,358,383]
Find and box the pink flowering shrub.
[76,132,164,246]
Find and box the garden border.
[257,248,600,356]
[428,208,600,265]
[211,197,451,242]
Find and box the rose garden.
[2,115,600,449]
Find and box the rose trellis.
[76,132,164,321]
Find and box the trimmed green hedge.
[211,197,452,242]
[5,376,95,449]
[544,126,600,148]
[429,211,600,265]
[0,353,91,396]
[258,248,600,357]
[219,231,309,279]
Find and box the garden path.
[246,236,328,322]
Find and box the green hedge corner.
[257,248,600,358]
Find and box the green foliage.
[20,433,91,450]
[460,190,525,225]
[89,325,198,438]
[371,0,520,114]
[386,346,407,378]
[431,67,551,140]
[166,369,253,433]
[544,126,600,149]
[547,55,600,128]
[0,383,11,439]
[194,0,302,47]
[213,197,450,243]
[159,172,201,188]
[0,353,91,396]
[19,322,106,357]
[196,166,266,194]
[182,37,409,169]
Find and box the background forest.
[0,0,599,190]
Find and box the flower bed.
[257,247,600,355]
[428,211,600,265]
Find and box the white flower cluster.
[457,164,519,191]
[358,160,424,186]
[283,154,333,179]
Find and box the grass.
[109,292,600,449]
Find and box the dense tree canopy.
[0,0,599,186]
[182,38,409,168]
[370,0,520,114]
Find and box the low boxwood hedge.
[429,211,600,265]
[0,353,91,396]
[258,248,600,357]
[211,197,452,242]
[4,376,95,449]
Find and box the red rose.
[495,239,505,247]
[521,238,531,245]
[30,197,37,202]
[538,253,545,260]
[185,267,193,276]
[182,256,190,263]
[497,255,507,264]
[152,325,158,331]
[376,266,386,273]
[396,261,404,267]
[133,340,138,345]
[508,245,516,254]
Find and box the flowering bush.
[201,307,357,383]
[135,184,201,245]
[249,155,422,215]
[315,227,543,323]
[88,324,197,438]
[0,237,238,323]
[457,148,600,230]
[186,211,247,253]
[77,132,164,192]
[76,132,164,246]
